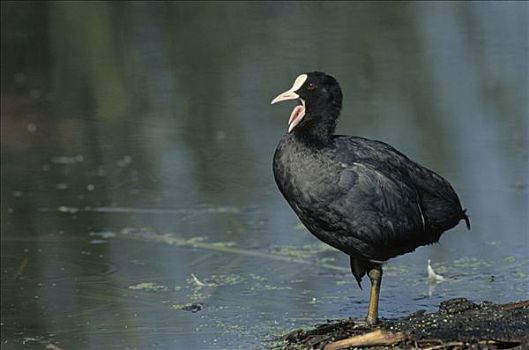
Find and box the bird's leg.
[366,264,383,325]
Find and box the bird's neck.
[293,108,339,147]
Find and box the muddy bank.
[277,298,529,349]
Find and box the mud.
[278,298,529,349]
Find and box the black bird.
[271,72,470,324]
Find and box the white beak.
[271,90,299,104]
[271,74,308,133]
[270,74,308,105]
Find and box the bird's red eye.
[307,83,317,91]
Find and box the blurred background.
[1,1,527,349]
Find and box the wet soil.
[278,298,529,349]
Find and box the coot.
[271,72,469,324]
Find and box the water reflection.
[1,2,527,349]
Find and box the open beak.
[271,74,308,133]
[271,90,299,105]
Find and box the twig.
[502,300,529,310]
[422,342,464,350]
[15,256,29,279]
[323,330,406,350]
[45,344,63,350]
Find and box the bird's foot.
[350,318,379,330]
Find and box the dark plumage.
[271,72,469,323]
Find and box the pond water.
[1,2,528,349]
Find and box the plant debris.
[277,298,529,349]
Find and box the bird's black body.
[272,72,469,286]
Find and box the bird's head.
[271,72,343,134]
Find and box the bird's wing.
[323,161,427,261]
[336,136,468,231]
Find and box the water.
[1,2,528,349]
